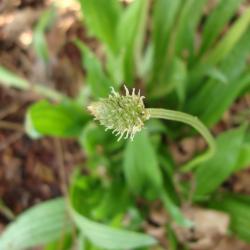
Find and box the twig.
[0,104,20,120]
[0,121,24,132]
[54,139,74,250]
[0,132,23,151]
[54,139,68,195]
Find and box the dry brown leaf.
[169,136,206,165]
[214,236,250,250]
[229,168,250,195]
[173,206,230,250]
[2,8,41,41]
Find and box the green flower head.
[87,86,150,141]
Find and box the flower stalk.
[88,86,216,171]
[147,108,216,172]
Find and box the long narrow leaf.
[0,66,64,101]
[78,0,121,52]
[151,0,181,85]
[123,129,162,193]
[0,198,72,250]
[117,0,149,85]
[194,126,246,200]
[75,39,113,98]
[174,0,207,58]
[187,28,250,125]
[33,7,56,62]
[70,207,157,249]
[210,194,250,243]
[199,0,243,55]
[203,7,250,64]
[0,66,29,89]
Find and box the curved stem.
[147,108,216,172]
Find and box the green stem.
[31,84,65,102]
[147,108,216,172]
[0,66,66,102]
[160,191,192,227]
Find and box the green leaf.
[174,0,207,58]
[25,111,43,139]
[0,67,65,101]
[26,100,89,138]
[206,67,228,84]
[186,29,250,126]
[78,0,121,52]
[124,134,191,227]
[199,0,243,55]
[203,7,250,64]
[151,0,181,85]
[117,0,149,85]
[123,130,162,194]
[44,234,73,250]
[187,28,250,126]
[172,58,187,104]
[149,57,187,101]
[71,209,157,249]
[234,143,250,171]
[0,198,72,250]
[0,66,29,89]
[33,7,56,62]
[75,39,113,98]
[161,193,193,228]
[209,194,250,243]
[194,126,246,200]
[79,122,106,157]
[192,72,250,127]
[188,26,250,95]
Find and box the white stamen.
[125,130,130,139]
[112,128,118,134]
[117,131,125,141]
[124,85,129,96]
[137,117,143,125]
[111,87,118,96]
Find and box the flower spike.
[87,85,150,141]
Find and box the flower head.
[87,86,150,141]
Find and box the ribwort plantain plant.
[88,86,216,171]
[1,0,250,249]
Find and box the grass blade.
[123,129,162,193]
[199,0,243,55]
[0,66,29,89]
[173,0,207,58]
[203,7,250,64]
[117,0,149,85]
[75,39,113,98]
[33,7,56,62]
[78,0,121,52]
[150,0,181,85]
